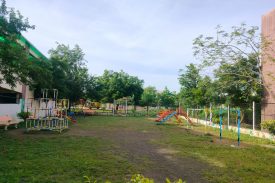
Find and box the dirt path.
[6,123,210,183]
[68,125,210,183]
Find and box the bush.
[211,117,220,124]
[261,120,275,134]
[17,111,31,122]
[129,174,154,183]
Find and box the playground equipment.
[87,101,101,109]
[177,108,193,125]
[70,99,96,116]
[188,106,242,146]
[155,108,193,125]
[155,109,184,125]
[70,99,85,115]
[219,107,241,146]
[113,96,133,116]
[25,89,70,133]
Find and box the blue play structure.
[156,111,177,125]
[219,107,241,146]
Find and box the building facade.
[261,9,275,121]
[0,36,47,117]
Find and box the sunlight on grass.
[1,116,274,183]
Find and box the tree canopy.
[159,87,177,108]
[140,86,158,112]
[98,70,144,104]
[0,0,49,88]
[192,23,270,87]
[178,64,217,108]
[48,43,89,102]
[181,23,269,108]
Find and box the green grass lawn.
[0,134,134,183]
[153,124,275,182]
[0,116,274,183]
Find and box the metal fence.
[186,102,275,131]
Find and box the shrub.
[261,120,275,135]
[17,111,31,122]
[211,117,220,124]
[129,174,154,183]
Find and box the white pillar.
[253,101,255,132]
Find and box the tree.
[98,70,144,104]
[140,86,157,114]
[178,63,219,108]
[85,75,103,101]
[49,43,89,102]
[214,55,262,107]
[194,76,217,106]
[0,0,49,87]
[159,87,177,109]
[178,64,201,107]
[193,23,272,87]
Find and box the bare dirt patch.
[68,125,210,183]
[7,122,210,183]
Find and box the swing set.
[112,97,133,116]
[218,107,241,146]
[187,106,242,146]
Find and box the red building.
[261,9,275,120]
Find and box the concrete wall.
[0,81,36,117]
[0,74,22,93]
[0,104,21,117]
[261,9,275,121]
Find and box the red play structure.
[155,108,193,125]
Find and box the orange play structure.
[155,108,193,125]
[177,108,193,124]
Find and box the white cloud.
[7,0,274,91]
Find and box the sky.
[7,0,275,92]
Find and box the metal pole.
[196,106,198,123]
[204,106,207,133]
[237,109,241,146]
[253,101,255,132]
[210,103,212,124]
[219,107,223,141]
[126,98,128,116]
[228,105,230,129]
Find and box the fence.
[187,102,275,131]
[90,109,159,117]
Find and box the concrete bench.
[0,116,21,130]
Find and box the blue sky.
[8,0,275,91]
